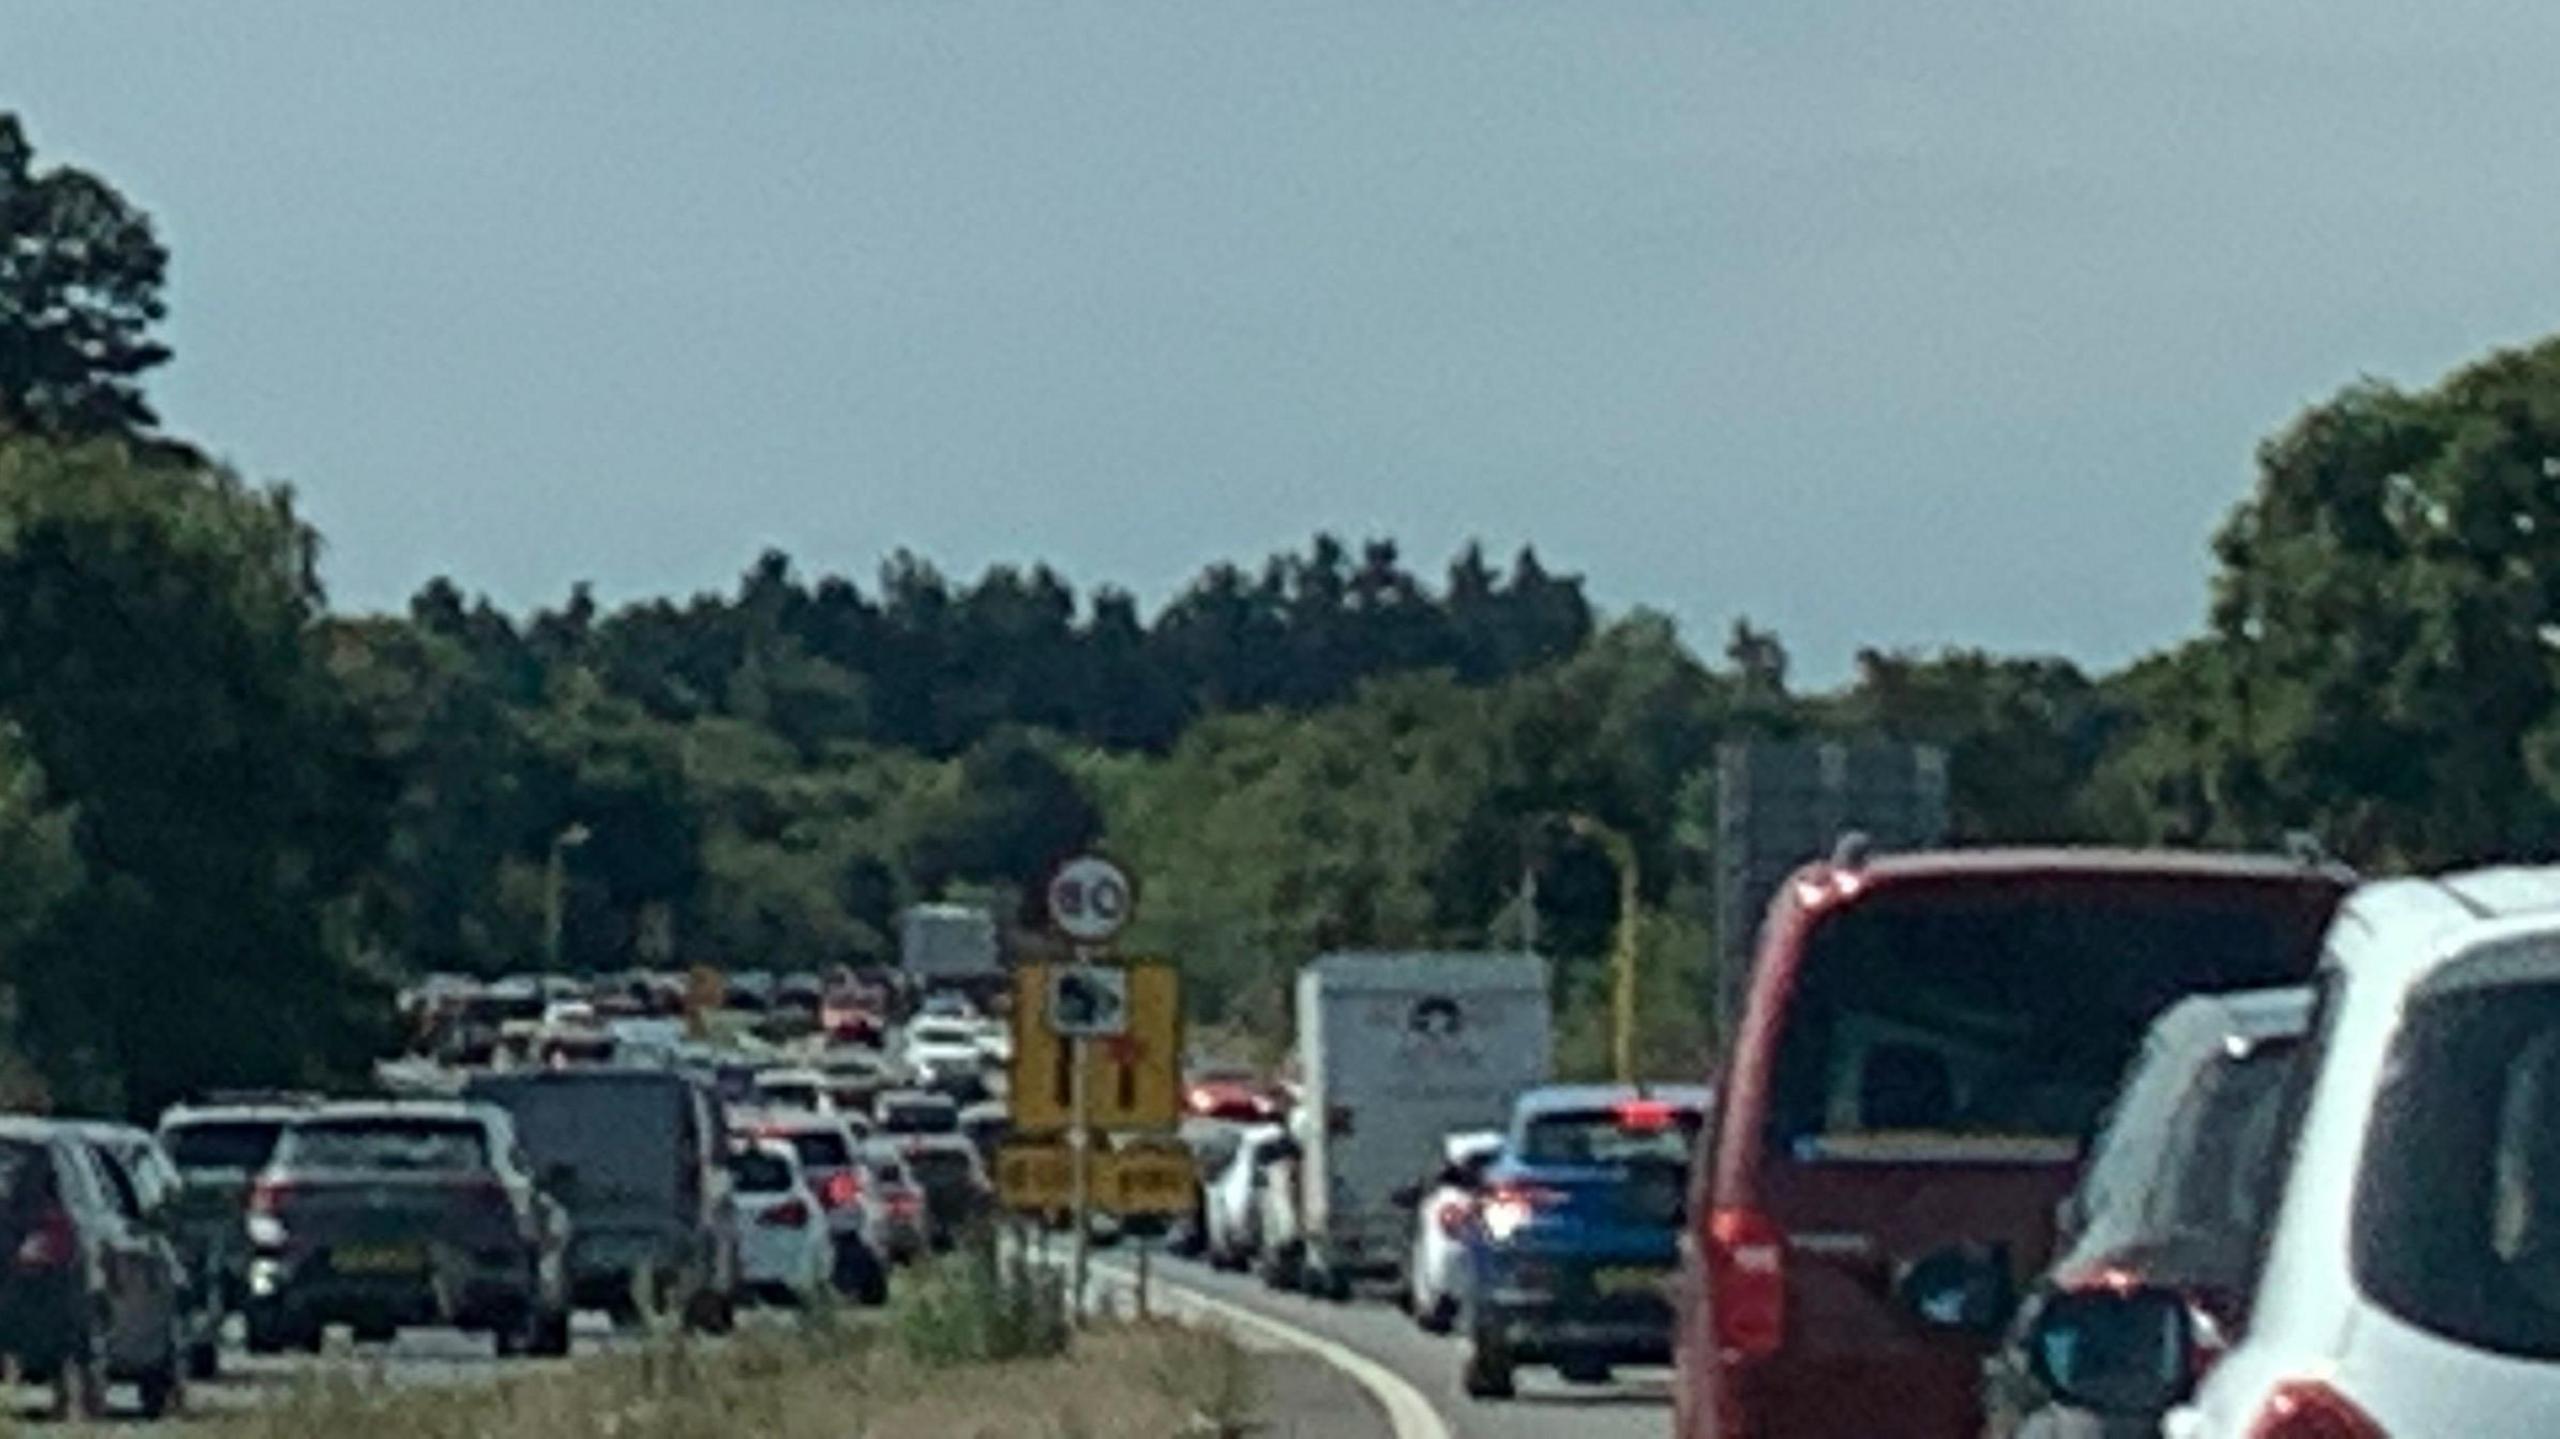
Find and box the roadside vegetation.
[9,107,2560,1108]
[91,1316,1253,1439]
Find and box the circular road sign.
[1047,854,1135,945]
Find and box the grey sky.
[10,1,2558,683]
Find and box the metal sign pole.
[1135,1229,1152,1320]
[1069,1024,1092,1324]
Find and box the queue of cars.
[0,970,1008,1418]
[1167,842,2560,1438]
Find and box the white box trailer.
[899,904,1001,984]
[1293,952,1551,1298]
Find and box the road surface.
[1122,1251,1673,1439]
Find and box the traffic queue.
[0,967,1007,1420]
[1160,844,2560,1439]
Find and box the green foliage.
[0,436,389,1114]
[891,1238,1070,1366]
[0,115,172,437]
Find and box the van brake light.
[1615,1099,1676,1130]
[2247,1380,2386,1439]
[1707,1206,1787,1361]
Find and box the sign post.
[1044,853,1135,1322]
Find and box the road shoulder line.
[1093,1265,1450,1439]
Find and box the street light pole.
[544,823,592,972]
[1565,814,1642,1087]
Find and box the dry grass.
[73,1315,1253,1439]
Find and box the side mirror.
[1388,1183,1423,1210]
[1896,1242,2013,1337]
[2027,1287,2195,1415]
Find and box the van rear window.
[1767,890,2312,1156]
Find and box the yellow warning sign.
[1008,962,1182,1134]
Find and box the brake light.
[1615,1099,1677,1131]
[1478,1184,1562,1243]
[1706,1206,1787,1361]
[2247,1381,2386,1439]
[888,1192,923,1217]
[13,1207,75,1271]
[1435,1198,1473,1238]
[247,1179,297,1216]
[760,1198,812,1229]
[822,1171,861,1210]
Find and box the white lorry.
[1286,952,1551,1300]
[898,904,1001,986]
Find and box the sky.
[8,1,2560,684]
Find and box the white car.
[902,1020,985,1078]
[751,1067,836,1114]
[727,1141,831,1304]
[1402,1128,1504,1332]
[2051,864,2560,1439]
[1204,1124,1290,1272]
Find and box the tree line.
[6,111,2559,1111]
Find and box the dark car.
[241,1102,573,1357]
[1460,1084,1711,1399]
[1671,847,2349,1439]
[0,1119,190,1419]
[156,1094,319,1319]
[465,1066,742,1333]
[1981,987,2312,1439]
[900,1136,992,1248]
[70,1121,226,1381]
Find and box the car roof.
[0,1116,63,1144]
[733,1108,851,1135]
[2148,985,2315,1055]
[2327,866,2560,993]
[290,1101,494,1126]
[1830,846,2350,887]
[1512,1084,1714,1119]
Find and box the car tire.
[55,1315,111,1423]
[530,1305,574,1358]
[1416,1292,1456,1335]
[353,1319,398,1346]
[1558,1359,1613,1386]
[1460,1327,1515,1402]
[188,1335,221,1382]
[684,1285,737,1336]
[1258,1243,1300,1293]
[136,1335,186,1421]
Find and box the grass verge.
[97,1291,1258,1439]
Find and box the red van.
[1671,847,2348,1439]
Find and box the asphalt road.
[1123,1250,1673,1439]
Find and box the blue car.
[1459,1083,1710,1400]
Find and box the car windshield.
[2153,1040,2300,1241]
[881,1101,957,1135]
[1768,886,2325,1153]
[783,1130,852,1170]
[283,1118,489,1173]
[729,1151,795,1194]
[0,1139,54,1219]
[164,1119,287,1174]
[909,1149,977,1186]
[2357,972,2560,1358]
[1518,1107,1701,1167]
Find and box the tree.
[0,436,390,1114]
[0,115,172,436]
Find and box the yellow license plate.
[334,1244,426,1275]
[1592,1266,1665,1297]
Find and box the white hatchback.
[728,1141,831,1304]
[2062,866,2560,1439]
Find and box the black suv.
[0,1118,190,1419]
[242,1102,573,1357]
[1981,988,2313,1438]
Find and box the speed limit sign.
[1047,854,1136,945]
